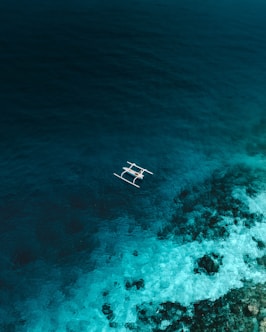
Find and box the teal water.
[1,0,266,330]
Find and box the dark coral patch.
[125,278,145,290]
[102,303,115,321]
[158,165,264,243]
[194,253,223,275]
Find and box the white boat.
[113,161,153,188]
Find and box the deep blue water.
[1,0,266,330]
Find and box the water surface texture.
[1,0,266,330]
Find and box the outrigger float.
[113,161,153,188]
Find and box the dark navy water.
[1,0,266,330]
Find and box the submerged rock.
[194,253,223,275]
[102,303,115,321]
[246,304,259,316]
[125,278,145,290]
[131,282,266,332]
[252,237,266,250]
[136,301,190,331]
[158,164,265,243]
[260,318,266,332]
[257,255,266,267]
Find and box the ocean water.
[1,0,266,330]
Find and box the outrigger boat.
[113,161,153,188]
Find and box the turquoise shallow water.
[1,0,266,330]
